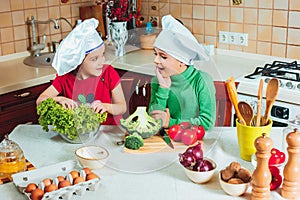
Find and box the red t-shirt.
[52,64,121,125]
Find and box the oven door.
[232,94,299,127]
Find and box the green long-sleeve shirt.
[149,65,216,130]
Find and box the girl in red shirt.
[36,18,126,125]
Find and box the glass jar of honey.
[0,135,26,179]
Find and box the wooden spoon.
[238,101,254,126]
[262,78,279,125]
[226,77,245,125]
[255,79,263,127]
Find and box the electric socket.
[218,31,248,46]
[149,16,159,27]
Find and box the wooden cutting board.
[124,135,202,154]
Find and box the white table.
[0,125,287,200]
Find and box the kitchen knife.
[255,79,263,126]
[159,128,174,149]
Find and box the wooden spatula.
[226,77,245,125]
[262,78,279,125]
[255,79,263,126]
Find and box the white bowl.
[219,171,250,196]
[182,158,216,184]
[75,146,109,170]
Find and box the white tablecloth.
[0,125,288,200]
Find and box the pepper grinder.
[282,128,300,199]
[251,133,273,200]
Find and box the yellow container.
[236,118,273,161]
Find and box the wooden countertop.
[0,46,287,95]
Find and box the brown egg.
[73,176,85,184]
[25,183,38,193]
[42,178,52,187]
[44,183,58,193]
[86,173,99,181]
[30,188,44,200]
[82,167,92,175]
[69,170,79,180]
[56,175,65,183]
[58,180,72,188]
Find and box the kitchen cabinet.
[117,69,152,118]
[0,82,51,141]
[117,69,234,127]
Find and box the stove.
[235,60,300,126]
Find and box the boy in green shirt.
[149,15,216,131]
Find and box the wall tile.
[60,5,71,18]
[257,41,271,55]
[244,24,257,40]
[273,10,288,27]
[205,0,217,5]
[24,0,37,9]
[243,40,257,53]
[205,35,217,45]
[290,0,300,11]
[289,12,300,28]
[287,45,300,59]
[287,28,300,45]
[257,25,272,42]
[274,0,288,10]
[0,13,13,28]
[1,27,14,42]
[258,0,273,9]
[193,0,204,4]
[182,0,193,4]
[231,7,243,23]
[48,0,60,6]
[271,43,286,58]
[244,0,258,8]
[272,27,287,44]
[193,5,204,19]
[181,4,193,18]
[258,9,272,25]
[217,6,229,22]
[14,25,27,40]
[0,0,11,12]
[36,0,48,8]
[204,21,216,36]
[170,4,181,18]
[193,19,204,34]
[218,0,229,6]
[230,23,243,33]
[217,21,230,32]
[11,0,24,11]
[49,6,60,19]
[15,40,28,53]
[2,42,15,55]
[244,8,257,24]
[170,0,181,3]
[205,6,217,21]
[12,11,25,26]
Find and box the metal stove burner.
[245,60,300,82]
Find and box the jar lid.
[0,135,24,160]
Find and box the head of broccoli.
[124,132,144,150]
[120,107,162,139]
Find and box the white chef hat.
[153,15,209,65]
[52,18,104,76]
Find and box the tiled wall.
[0,0,91,56]
[141,0,300,59]
[1,0,300,60]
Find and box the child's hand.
[155,67,171,88]
[150,108,170,128]
[57,97,78,109]
[90,100,108,114]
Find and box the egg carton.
[12,160,101,200]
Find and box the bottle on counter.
[0,135,26,179]
[145,22,154,35]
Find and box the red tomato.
[269,148,285,166]
[269,165,282,190]
[180,122,191,129]
[181,129,197,145]
[191,125,205,140]
[168,124,182,141]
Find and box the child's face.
[77,45,105,79]
[153,47,184,78]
